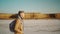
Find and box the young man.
[14,11,24,34]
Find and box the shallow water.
[0,19,60,34]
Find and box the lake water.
[0,19,60,34]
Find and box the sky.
[0,0,60,14]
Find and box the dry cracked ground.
[0,19,60,34]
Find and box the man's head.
[18,11,24,18]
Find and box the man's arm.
[14,19,22,33]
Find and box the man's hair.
[18,11,24,16]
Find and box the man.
[14,11,24,34]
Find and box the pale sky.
[0,0,60,14]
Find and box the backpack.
[9,20,16,32]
